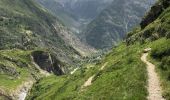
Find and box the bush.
[160,57,170,70]
[151,39,170,58]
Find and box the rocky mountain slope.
[82,0,155,49]
[36,0,113,34]
[28,0,170,99]
[0,0,95,61]
[0,0,170,100]
[0,0,94,99]
[0,0,78,63]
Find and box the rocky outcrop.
[0,64,19,78]
[31,51,64,75]
[140,0,170,29]
[0,93,12,100]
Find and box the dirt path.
[99,62,108,70]
[81,62,108,88]
[82,75,95,87]
[141,53,164,100]
[70,68,79,74]
[17,80,34,100]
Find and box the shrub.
[160,57,170,70]
[151,39,170,58]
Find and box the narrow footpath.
[81,62,108,88]
[141,50,164,100]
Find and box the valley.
[0,0,170,100]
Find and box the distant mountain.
[36,0,113,34]
[82,0,155,49]
[0,0,95,64]
[28,0,170,99]
[0,0,95,99]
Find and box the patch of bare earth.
[81,62,108,89]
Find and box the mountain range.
[36,0,155,49]
[36,0,114,34]
[82,0,155,49]
[0,0,170,100]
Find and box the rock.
[31,51,64,75]
[143,48,152,53]
[0,64,19,77]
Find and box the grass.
[1,0,170,99]
[28,62,99,100]
[0,69,30,92]
[148,38,170,99]
[28,42,150,100]
[0,49,40,94]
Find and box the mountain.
[0,0,94,99]
[1,0,170,100]
[0,0,78,63]
[36,0,113,34]
[82,0,155,49]
[0,0,95,61]
[28,0,170,99]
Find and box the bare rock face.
[31,51,64,75]
[140,0,170,29]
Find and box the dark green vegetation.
[28,0,170,99]
[150,39,170,99]
[82,0,155,49]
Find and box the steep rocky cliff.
[0,0,86,99]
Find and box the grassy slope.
[149,38,170,99]
[28,38,170,100]
[0,49,41,96]
[28,42,149,100]
[128,2,170,98]
[28,1,170,100]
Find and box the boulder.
[143,48,152,53]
